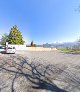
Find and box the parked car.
[6,47,16,54]
[0,46,5,52]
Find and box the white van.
[6,47,16,54]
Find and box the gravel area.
[0,51,80,92]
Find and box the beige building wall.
[7,44,57,51]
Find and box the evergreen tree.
[0,33,8,45]
[31,41,36,47]
[31,41,34,46]
[8,25,25,44]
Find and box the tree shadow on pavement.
[0,55,67,92]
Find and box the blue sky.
[0,0,80,44]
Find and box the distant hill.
[37,42,80,49]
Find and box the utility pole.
[0,33,3,41]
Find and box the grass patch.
[58,48,73,53]
[58,48,80,54]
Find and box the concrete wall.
[7,44,57,51]
[25,47,57,51]
[7,45,27,50]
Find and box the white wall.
[7,44,57,51]
[7,45,27,50]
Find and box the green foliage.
[59,48,80,54]
[8,25,25,44]
[59,48,73,53]
[33,44,36,47]
[31,41,34,46]
[31,41,36,47]
[0,33,9,45]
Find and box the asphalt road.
[0,51,80,92]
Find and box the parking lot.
[0,51,80,92]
